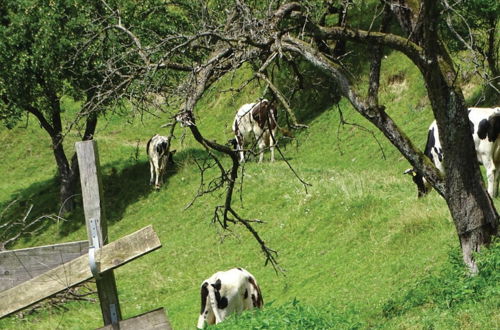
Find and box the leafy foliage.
[215,299,364,330]
[383,239,500,318]
[0,0,93,122]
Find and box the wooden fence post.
[76,140,122,325]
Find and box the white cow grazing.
[232,99,278,163]
[197,268,263,329]
[405,107,500,197]
[146,134,175,189]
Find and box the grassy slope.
[0,53,497,329]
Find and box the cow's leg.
[154,161,162,189]
[207,285,224,324]
[493,163,500,198]
[158,168,164,188]
[236,134,245,163]
[258,144,264,163]
[149,160,155,185]
[495,170,500,198]
[484,159,497,197]
[258,132,269,163]
[197,283,214,329]
[158,157,167,188]
[269,129,277,162]
[197,306,215,328]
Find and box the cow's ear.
[170,149,177,154]
[211,279,222,290]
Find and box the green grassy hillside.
[0,52,498,329]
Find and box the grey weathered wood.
[76,140,121,325]
[96,308,172,330]
[0,225,161,319]
[0,240,88,292]
[75,140,107,245]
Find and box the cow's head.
[227,138,238,150]
[487,112,500,142]
[404,168,430,198]
[252,99,277,129]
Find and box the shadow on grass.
[0,148,209,246]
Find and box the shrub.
[382,240,500,318]
[214,299,364,329]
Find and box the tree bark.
[49,95,78,214]
[417,0,498,272]
[52,133,76,214]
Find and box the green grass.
[0,51,498,329]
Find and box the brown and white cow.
[232,99,278,163]
[405,107,500,197]
[197,268,263,329]
[146,134,175,189]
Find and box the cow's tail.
[248,276,264,308]
[146,137,153,156]
[207,282,223,323]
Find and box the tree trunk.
[424,63,498,272]
[418,0,498,272]
[52,134,77,214]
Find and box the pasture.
[0,53,498,329]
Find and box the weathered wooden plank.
[75,140,106,247]
[0,225,161,319]
[0,241,88,292]
[96,308,172,330]
[76,140,121,325]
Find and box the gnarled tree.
[89,0,498,272]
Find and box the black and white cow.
[405,107,500,197]
[197,268,263,329]
[146,134,175,189]
[232,99,278,163]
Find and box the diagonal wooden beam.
[0,225,161,319]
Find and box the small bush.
[214,299,364,329]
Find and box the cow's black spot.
[244,289,248,299]
[248,276,263,308]
[211,279,222,291]
[217,296,228,309]
[210,279,228,309]
[200,282,209,314]
[477,119,489,140]
[237,267,243,271]
[424,127,436,163]
[488,115,500,142]
[251,294,257,307]
[434,147,443,162]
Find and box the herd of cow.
[145,100,499,328]
[147,99,278,189]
